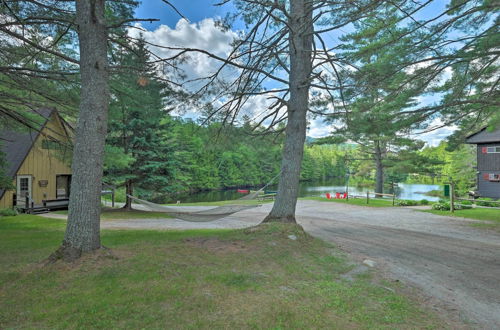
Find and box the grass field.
[303,196,396,207]
[424,208,500,231]
[0,215,445,329]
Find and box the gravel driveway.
[291,201,500,329]
[45,200,500,328]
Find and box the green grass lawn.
[0,215,446,329]
[424,208,500,231]
[303,196,396,207]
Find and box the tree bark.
[59,0,109,258]
[374,141,384,195]
[124,179,133,210]
[263,0,313,223]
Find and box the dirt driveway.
[289,201,500,329]
[46,200,500,328]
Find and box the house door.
[16,175,32,207]
[56,175,71,199]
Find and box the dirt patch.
[183,237,255,255]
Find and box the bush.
[0,208,18,217]
[476,198,500,208]
[420,199,429,205]
[457,200,473,210]
[432,202,450,211]
[395,199,419,206]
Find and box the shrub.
[476,198,500,208]
[0,208,18,217]
[395,199,419,206]
[420,199,429,205]
[432,202,450,211]
[457,200,473,210]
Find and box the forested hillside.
[104,116,355,200]
[103,111,477,201]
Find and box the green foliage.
[409,142,476,195]
[420,199,430,206]
[322,8,437,193]
[0,208,17,217]
[432,199,475,211]
[395,200,419,207]
[457,200,473,210]
[106,37,175,198]
[432,202,450,211]
[0,147,14,191]
[476,198,500,208]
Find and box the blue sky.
[135,0,232,29]
[134,1,456,146]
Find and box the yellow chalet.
[0,109,73,211]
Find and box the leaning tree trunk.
[57,0,109,259]
[374,142,384,195]
[263,0,313,223]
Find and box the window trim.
[486,146,500,153]
[488,173,500,181]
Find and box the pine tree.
[326,8,430,194]
[106,37,174,209]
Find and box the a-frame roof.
[0,109,61,200]
[465,126,500,144]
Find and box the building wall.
[477,143,500,171]
[476,143,500,198]
[0,113,72,208]
[478,171,500,198]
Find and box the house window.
[19,178,29,195]
[486,146,500,153]
[488,173,500,182]
[56,175,71,199]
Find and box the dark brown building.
[466,127,500,198]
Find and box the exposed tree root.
[48,241,83,263]
[47,242,115,264]
[262,214,297,223]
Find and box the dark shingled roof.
[0,109,54,200]
[466,127,500,144]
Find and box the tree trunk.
[124,179,133,210]
[263,0,312,223]
[374,142,384,195]
[57,0,109,259]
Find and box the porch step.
[29,208,50,215]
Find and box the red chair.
[342,192,347,199]
[326,193,331,199]
[335,192,341,199]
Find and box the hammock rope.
[127,172,281,222]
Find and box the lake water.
[169,179,441,203]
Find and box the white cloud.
[130,18,238,89]
[307,117,332,138]
[413,117,457,146]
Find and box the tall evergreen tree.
[326,8,430,194]
[106,37,173,209]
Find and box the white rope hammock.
[127,172,280,222]
[127,195,261,222]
